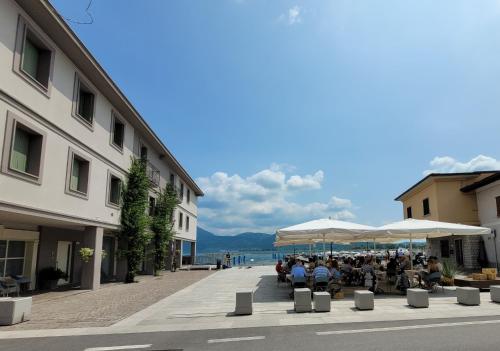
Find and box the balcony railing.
[146,161,160,188]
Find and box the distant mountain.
[197,227,274,253]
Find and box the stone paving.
[1,266,500,339]
[0,270,214,330]
[114,266,500,331]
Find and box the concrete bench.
[235,289,253,315]
[407,288,429,308]
[490,285,500,303]
[313,291,331,312]
[294,288,312,313]
[456,287,480,306]
[0,297,32,325]
[354,290,374,310]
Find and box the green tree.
[151,183,180,276]
[119,158,151,283]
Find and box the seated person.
[329,260,342,280]
[275,259,286,282]
[313,261,331,288]
[398,255,410,273]
[417,258,441,288]
[291,260,307,283]
[386,257,398,277]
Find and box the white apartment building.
[0,0,203,290]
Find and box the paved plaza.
[1,265,500,340]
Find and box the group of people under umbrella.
[274,218,492,297]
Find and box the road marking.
[84,345,152,351]
[207,336,266,343]
[316,319,500,336]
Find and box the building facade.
[461,172,500,269]
[0,0,203,290]
[395,172,496,270]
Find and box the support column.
[190,241,196,265]
[81,226,103,290]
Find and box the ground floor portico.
[0,202,119,291]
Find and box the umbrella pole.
[309,243,312,257]
[323,234,326,260]
[373,238,376,250]
[410,233,413,270]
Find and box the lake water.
[195,251,283,266]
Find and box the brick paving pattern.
[1,270,213,330]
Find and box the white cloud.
[196,165,355,235]
[288,5,302,25]
[423,155,500,175]
[278,5,302,25]
[286,171,324,190]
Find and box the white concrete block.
[294,288,312,313]
[235,289,253,315]
[0,297,32,325]
[407,288,429,308]
[456,287,480,306]
[354,290,374,310]
[490,285,500,303]
[313,291,331,312]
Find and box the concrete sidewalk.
[1,265,500,339]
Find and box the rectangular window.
[13,17,54,94]
[180,183,184,200]
[187,189,191,204]
[65,148,91,198]
[179,212,183,229]
[496,196,500,217]
[77,84,94,123]
[72,74,96,127]
[0,240,25,277]
[69,156,89,194]
[406,206,412,219]
[149,197,156,216]
[140,145,148,160]
[423,198,430,216]
[2,112,46,184]
[170,173,175,185]
[111,113,125,150]
[108,175,122,206]
[186,216,190,231]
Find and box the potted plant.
[79,247,94,263]
[38,267,68,290]
[441,259,458,286]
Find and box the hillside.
[197,227,275,252]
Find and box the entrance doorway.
[455,239,464,266]
[101,236,115,282]
[56,241,73,285]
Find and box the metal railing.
[146,161,160,188]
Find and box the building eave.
[394,171,496,201]
[15,0,204,196]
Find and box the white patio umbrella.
[276,218,376,258]
[369,218,492,269]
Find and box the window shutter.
[10,128,30,172]
[22,38,39,79]
[70,158,80,191]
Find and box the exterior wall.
[428,236,481,271]
[475,180,500,267]
[435,180,480,225]
[402,183,439,220]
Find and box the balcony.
[146,161,160,188]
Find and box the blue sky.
[53,0,500,234]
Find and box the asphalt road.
[1,315,500,351]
